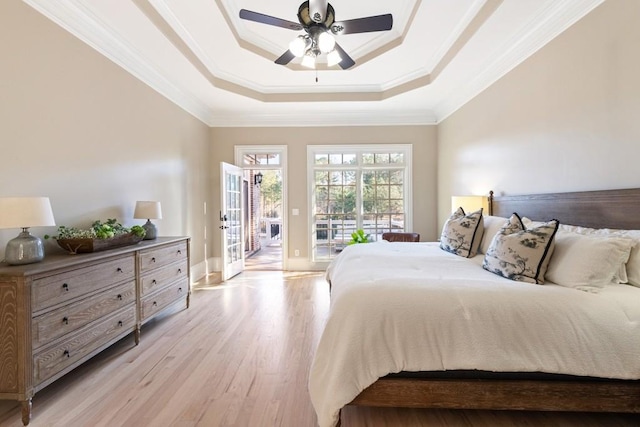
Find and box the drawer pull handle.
[62,317,69,325]
[63,350,70,358]
[118,321,123,327]
[62,283,69,291]
[152,301,157,306]
[178,269,182,274]
[177,250,182,254]
[117,294,123,300]
[117,267,123,273]
[151,257,156,263]
[152,279,157,285]
[178,287,183,293]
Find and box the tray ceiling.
[24,0,604,126]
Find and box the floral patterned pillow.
[482,213,559,284]
[440,207,484,258]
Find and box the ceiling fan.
[239,1,393,70]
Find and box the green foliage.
[45,219,146,240]
[348,229,370,245]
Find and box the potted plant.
[46,219,146,254]
[348,229,370,245]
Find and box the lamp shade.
[0,197,56,229]
[451,195,489,214]
[134,201,162,220]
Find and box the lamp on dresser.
[0,197,56,265]
[134,200,162,240]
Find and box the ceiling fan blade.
[275,50,296,66]
[331,14,393,35]
[333,43,355,70]
[239,9,303,31]
[308,0,329,24]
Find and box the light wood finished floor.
[0,271,637,426]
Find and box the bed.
[309,188,640,427]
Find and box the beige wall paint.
[437,0,640,228]
[0,0,212,271]
[210,126,437,267]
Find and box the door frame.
[234,145,288,270]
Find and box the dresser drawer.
[33,305,136,384]
[140,259,188,296]
[32,281,136,349]
[139,242,187,274]
[32,256,135,312]
[140,280,187,322]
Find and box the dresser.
[0,236,190,425]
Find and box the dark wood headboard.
[491,188,640,230]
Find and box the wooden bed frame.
[344,188,640,418]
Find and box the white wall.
[437,0,640,228]
[0,0,212,273]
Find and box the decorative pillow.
[545,233,635,292]
[439,207,484,258]
[479,215,509,254]
[482,213,559,284]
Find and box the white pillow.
[479,215,508,254]
[522,217,633,285]
[611,229,640,287]
[546,233,635,292]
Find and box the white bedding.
[309,242,640,427]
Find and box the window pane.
[390,153,404,164]
[315,171,329,185]
[389,170,403,184]
[344,170,356,185]
[315,186,328,213]
[343,154,356,164]
[377,185,390,199]
[315,154,329,165]
[329,154,342,164]
[330,171,343,184]
[343,186,356,214]
[362,153,374,164]
[375,153,390,164]
[363,200,375,214]
[390,199,404,213]
[390,185,403,199]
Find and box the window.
[308,145,412,261]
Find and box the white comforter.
[309,242,640,427]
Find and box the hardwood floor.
[0,271,637,426]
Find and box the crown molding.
[433,0,605,123]
[208,110,437,128]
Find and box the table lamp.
[134,201,162,240]
[0,197,56,265]
[451,195,490,215]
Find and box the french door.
[220,162,244,281]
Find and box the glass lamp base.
[5,229,45,265]
[142,220,157,240]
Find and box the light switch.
[292,208,299,216]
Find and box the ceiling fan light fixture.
[301,52,316,69]
[317,31,336,53]
[327,50,342,67]
[289,35,310,57]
